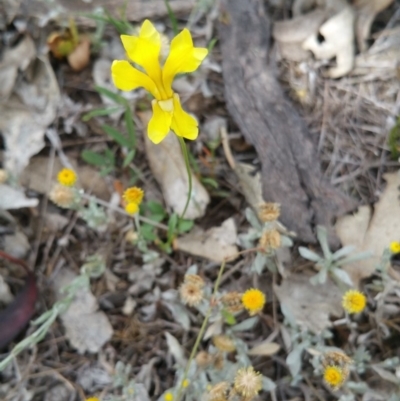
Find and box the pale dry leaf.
[3,230,30,259]
[0,54,60,175]
[336,173,400,286]
[0,275,13,304]
[273,9,327,62]
[67,38,91,72]
[354,0,394,52]
[175,218,238,263]
[139,111,210,219]
[274,274,342,333]
[248,341,280,356]
[302,3,355,78]
[0,184,39,210]
[53,269,113,354]
[234,163,264,212]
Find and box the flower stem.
[178,136,192,220]
[176,259,227,401]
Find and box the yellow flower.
[164,392,174,401]
[342,289,366,314]
[182,379,189,388]
[111,20,208,144]
[234,366,262,399]
[323,365,345,390]
[125,202,139,215]
[241,288,266,315]
[123,186,144,205]
[86,398,100,401]
[57,168,77,186]
[390,241,400,254]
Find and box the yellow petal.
[120,20,163,92]
[111,60,159,98]
[148,100,173,144]
[162,29,208,93]
[170,94,198,140]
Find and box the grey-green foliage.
[0,254,106,371]
[298,226,371,286]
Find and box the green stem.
[178,136,192,220]
[176,259,227,401]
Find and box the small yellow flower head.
[323,365,346,390]
[164,392,174,401]
[86,398,100,401]
[57,168,77,186]
[220,291,244,314]
[123,186,144,205]
[49,184,76,208]
[342,290,366,314]
[179,281,204,307]
[212,335,236,352]
[125,202,139,215]
[259,229,281,252]
[258,202,280,222]
[182,379,189,388]
[0,169,8,184]
[207,381,230,401]
[242,288,266,316]
[111,20,208,144]
[390,241,400,254]
[233,366,262,399]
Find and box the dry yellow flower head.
[184,274,205,289]
[258,202,280,222]
[123,186,144,205]
[213,352,224,370]
[342,290,366,314]
[390,241,400,254]
[242,288,266,316]
[207,381,230,401]
[323,365,346,390]
[125,202,139,215]
[220,291,244,314]
[179,281,204,307]
[49,184,75,208]
[0,169,8,184]
[212,335,236,352]
[195,351,213,368]
[125,229,139,243]
[322,351,352,367]
[233,366,262,399]
[259,229,281,251]
[57,168,77,186]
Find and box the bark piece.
[218,0,355,244]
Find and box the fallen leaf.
[3,230,30,259]
[234,163,264,212]
[53,269,113,354]
[139,111,210,219]
[175,218,238,262]
[248,341,280,356]
[274,274,342,333]
[336,173,400,285]
[0,49,60,175]
[67,38,91,72]
[0,275,13,305]
[0,184,39,210]
[302,2,355,78]
[354,0,394,52]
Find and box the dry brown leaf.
[53,269,113,354]
[274,274,342,333]
[248,341,280,356]
[67,39,91,72]
[175,218,238,263]
[139,111,210,219]
[302,3,355,78]
[0,51,60,175]
[336,172,400,286]
[354,0,395,52]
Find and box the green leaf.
[164,0,178,35]
[167,213,178,240]
[102,124,131,148]
[207,38,218,53]
[221,309,236,325]
[95,85,128,106]
[124,108,136,148]
[82,106,121,122]
[201,177,219,189]
[146,201,166,216]
[178,219,194,234]
[81,150,107,166]
[141,224,157,241]
[123,149,135,167]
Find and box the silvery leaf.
[316,226,332,259]
[231,316,259,332]
[332,245,355,260]
[332,268,353,286]
[251,252,267,274]
[165,332,186,366]
[286,346,303,377]
[262,376,276,391]
[298,247,321,262]
[164,302,190,331]
[245,207,262,230]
